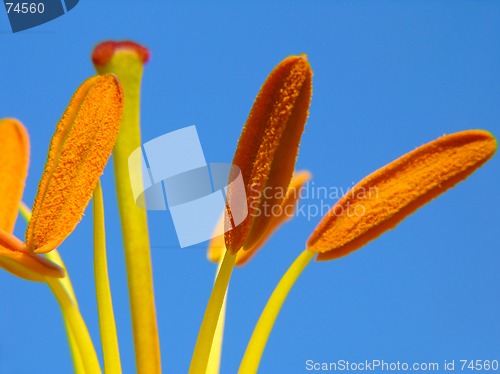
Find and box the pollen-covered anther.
[224,55,313,254]
[307,130,497,261]
[26,74,124,254]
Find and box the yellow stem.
[206,257,227,374]
[17,201,32,223]
[44,250,78,306]
[189,251,236,374]
[19,203,92,374]
[95,47,161,373]
[45,252,86,374]
[93,181,122,374]
[63,315,86,374]
[46,276,102,374]
[239,249,315,374]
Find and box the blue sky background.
[1,1,499,373]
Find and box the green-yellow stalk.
[93,181,122,374]
[19,203,93,374]
[206,257,227,374]
[94,47,161,373]
[46,276,102,374]
[239,249,315,373]
[64,318,85,374]
[45,251,86,374]
[189,251,236,374]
